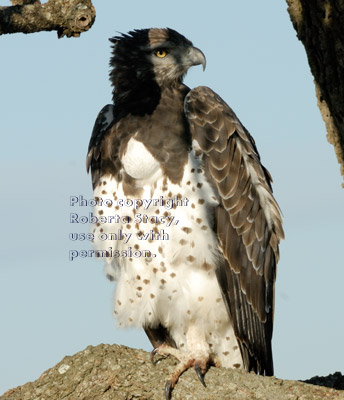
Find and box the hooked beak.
[186,46,206,71]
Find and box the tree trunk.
[286,0,344,187]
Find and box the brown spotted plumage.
[87,28,283,399]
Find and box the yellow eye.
[155,49,167,58]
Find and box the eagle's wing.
[184,86,284,375]
[86,104,115,188]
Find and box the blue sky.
[1,0,343,394]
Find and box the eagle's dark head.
[109,28,206,115]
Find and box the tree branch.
[1,344,343,400]
[286,0,344,187]
[0,0,95,38]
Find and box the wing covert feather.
[86,104,116,188]
[185,86,284,375]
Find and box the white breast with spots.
[92,145,243,369]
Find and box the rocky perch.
[1,344,344,400]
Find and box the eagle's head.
[109,28,206,111]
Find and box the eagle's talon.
[195,363,207,387]
[150,347,159,365]
[151,346,169,365]
[165,380,172,400]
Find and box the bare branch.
[0,0,96,38]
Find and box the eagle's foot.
[151,344,210,400]
[150,346,169,365]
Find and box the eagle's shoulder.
[86,104,115,176]
[86,103,136,189]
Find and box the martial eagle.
[87,28,284,399]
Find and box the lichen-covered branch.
[286,0,344,187]
[0,0,95,38]
[1,344,343,400]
